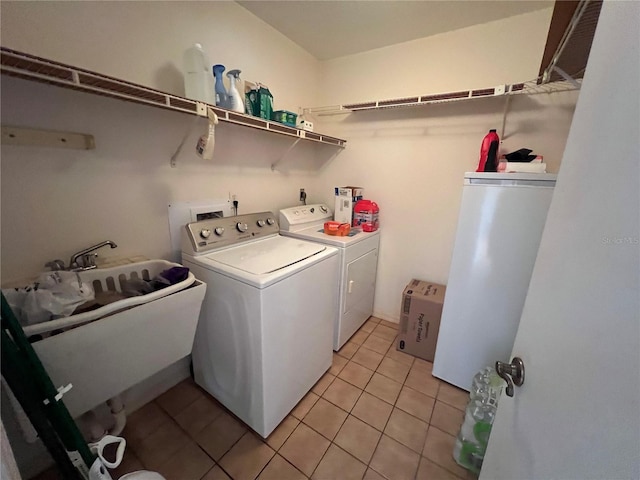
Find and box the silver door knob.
[496,357,525,397]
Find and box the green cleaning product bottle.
[258,84,273,120]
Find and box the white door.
[481,2,639,479]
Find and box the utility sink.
[26,260,206,418]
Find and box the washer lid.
[207,235,327,274]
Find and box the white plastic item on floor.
[87,435,166,480]
[27,260,206,418]
[118,472,166,480]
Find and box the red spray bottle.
[476,129,500,172]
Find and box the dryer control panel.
[183,211,279,254]
[279,204,333,232]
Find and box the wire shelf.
[305,78,580,116]
[0,47,346,148]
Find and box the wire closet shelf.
[303,77,581,117]
[0,47,346,148]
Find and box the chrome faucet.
[68,240,118,271]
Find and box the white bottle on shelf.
[182,43,214,104]
[226,69,244,113]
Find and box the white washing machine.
[181,212,339,438]
[280,204,380,350]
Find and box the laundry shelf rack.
[304,78,580,117]
[0,47,346,149]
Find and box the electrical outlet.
[300,188,305,201]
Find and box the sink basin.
[26,260,206,417]
[24,260,196,337]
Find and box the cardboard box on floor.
[396,279,446,362]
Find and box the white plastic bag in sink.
[3,271,94,326]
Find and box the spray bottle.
[226,69,245,113]
[195,107,219,161]
[212,64,229,108]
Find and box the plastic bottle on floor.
[453,367,505,474]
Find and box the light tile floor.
[32,317,477,480]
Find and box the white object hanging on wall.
[195,107,218,161]
[1,126,95,150]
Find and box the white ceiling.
[237,1,553,61]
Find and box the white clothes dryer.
[280,204,380,350]
[181,212,338,438]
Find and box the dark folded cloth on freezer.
[504,148,538,162]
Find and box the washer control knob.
[257,219,266,227]
[266,218,276,226]
[236,222,249,232]
[200,228,211,239]
[214,227,225,236]
[320,205,328,213]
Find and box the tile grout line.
[366,335,422,480]
[338,331,403,479]
[308,338,370,479]
[159,384,258,479]
[155,394,228,478]
[305,323,399,479]
[423,425,470,480]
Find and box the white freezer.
[432,172,556,390]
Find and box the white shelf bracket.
[271,138,301,171]
[551,66,581,89]
[1,126,95,149]
[327,147,343,164]
[195,101,208,117]
[501,94,512,141]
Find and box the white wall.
[1,77,331,281]
[318,9,554,105]
[310,8,578,321]
[0,1,325,283]
[0,1,319,112]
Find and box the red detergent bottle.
[476,129,500,172]
[354,200,379,232]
